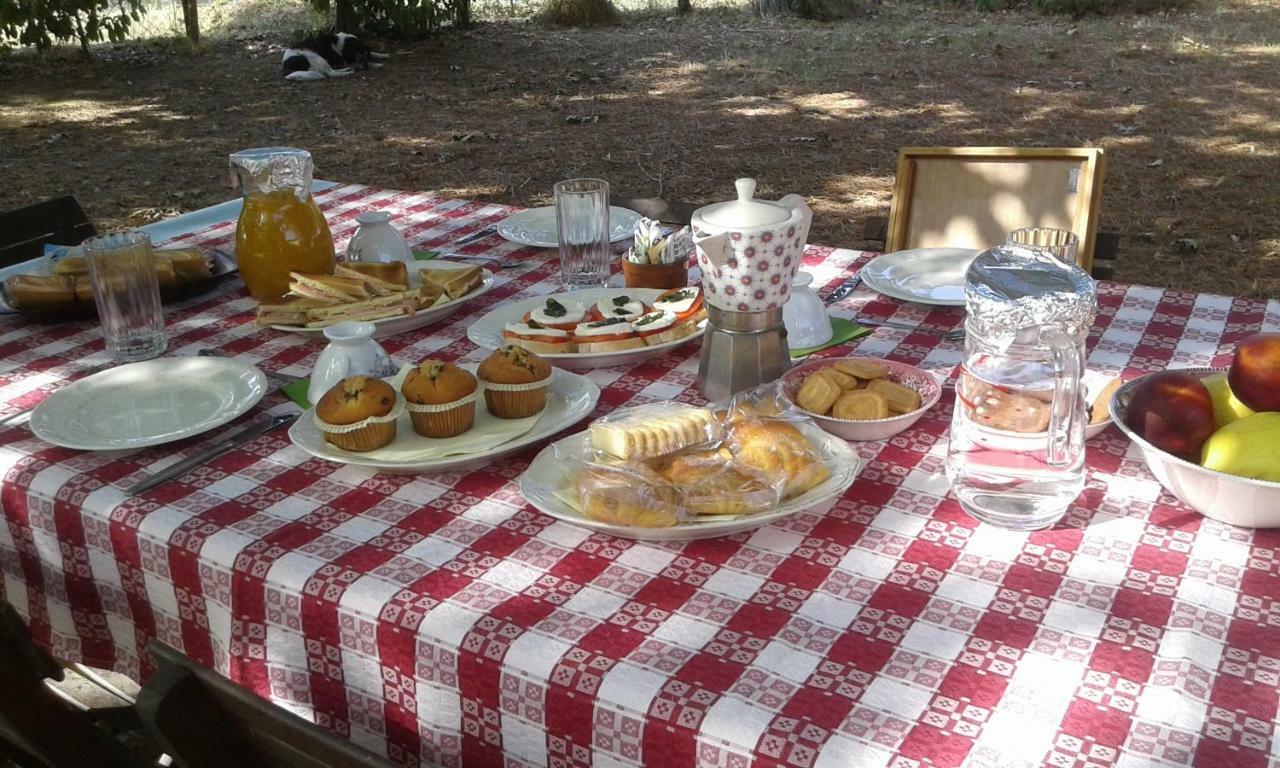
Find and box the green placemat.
[282,379,311,410]
[790,317,871,358]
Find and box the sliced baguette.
[503,336,577,355]
[642,321,699,346]
[576,336,646,354]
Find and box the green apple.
[1202,373,1255,429]
[1201,412,1280,482]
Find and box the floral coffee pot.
[690,178,813,313]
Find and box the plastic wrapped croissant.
[563,390,831,528]
[714,384,833,500]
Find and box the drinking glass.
[1006,227,1079,265]
[555,178,611,290]
[83,232,167,362]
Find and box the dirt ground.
[2,0,1278,298]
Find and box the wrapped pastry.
[588,402,720,460]
[647,449,782,516]
[575,461,685,528]
[728,416,831,500]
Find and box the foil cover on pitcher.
[964,245,1097,350]
[229,147,315,201]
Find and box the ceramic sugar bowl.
[690,178,813,313]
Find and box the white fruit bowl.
[1110,367,1280,528]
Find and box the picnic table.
[1,183,1278,768]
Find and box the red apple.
[1124,371,1216,462]
[1228,333,1280,412]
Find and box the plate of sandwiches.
[256,261,493,339]
[289,349,601,474]
[0,247,235,321]
[519,400,861,541]
[467,285,707,371]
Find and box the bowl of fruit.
[1110,333,1280,528]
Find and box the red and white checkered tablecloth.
[2,183,1279,768]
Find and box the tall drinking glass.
[83,232,167,362]
[1006,227,1079,265]
[555,178,611,290]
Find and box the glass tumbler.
[555,178,611,290]
[83,232,167,362]
[1006,227,1080,265]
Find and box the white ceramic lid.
[695,178,792,230]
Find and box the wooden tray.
[886,147,1106,271]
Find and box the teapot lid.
[697,178,792,229]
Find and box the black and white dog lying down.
[282,33,389,81]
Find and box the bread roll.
[5,275,75,310]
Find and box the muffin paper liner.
[404,391,478,414]
[409,400,476,438]
[480,375,552,393]
[313,396,405,434]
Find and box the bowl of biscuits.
[781,357,942,441]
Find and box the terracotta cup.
[622,259,688,290]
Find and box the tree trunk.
[455,0,471,27]
[181,0,200,43]
[335,0,357,33]
[677,0,690,12]
[74,10,91,57]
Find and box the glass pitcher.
[231,147,335,300]
[945,245,1097,530]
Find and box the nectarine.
[1228,333,1280,412]
[1124,371,1216,462]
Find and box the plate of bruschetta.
[467,286,707,370]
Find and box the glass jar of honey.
[230,147,335,300]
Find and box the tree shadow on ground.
[1,0,1278,297]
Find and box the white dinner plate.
[289,367,600,473]
[860,248,981,307]
[467,287,705,371]
[519,423,862,541]
[497,206,641,248]
[271,262,494,340]
[30,357,268,451]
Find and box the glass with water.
[555,178,611,290]
[83,232,167,362]
[945,246,1097,530]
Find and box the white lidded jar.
[346,211,413,266]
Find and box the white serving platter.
[289,365,600,473]
[859,247,981,307]
[467,287,705,371]
[270,262,494,340]
[518,423,861,541]
[497,206,641,248]
[31,357,267,450]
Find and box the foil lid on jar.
[964,245,1097,350]
[229,147,315,200]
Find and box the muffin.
[402,360,478,438]
[313,376,401,452]
[476,345,552,419]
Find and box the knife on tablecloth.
[127,412,299,496]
